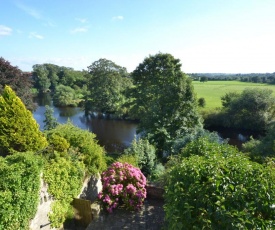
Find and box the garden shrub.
[164,139,275,229]
[116,154,139,167]
[43,153,85,228]
[123,138,156,176]
[45,122,106,174]
[98,162,147,213]
[0,85,48,156]
[0,152,42,230]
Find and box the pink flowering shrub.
[98,162,147,213]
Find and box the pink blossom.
[99,162,147,212]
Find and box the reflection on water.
[33,94,137,153]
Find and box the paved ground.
[86,198,165,230]
[65,198,166,230]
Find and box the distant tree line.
[189,72,275,84]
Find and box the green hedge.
[0,152,42,230]
[164,138,275,229]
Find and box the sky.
[1,0,275,73]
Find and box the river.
[32,94,137,153]
[32,94,251,152]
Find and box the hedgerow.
[0,152,42,230]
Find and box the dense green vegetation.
[130,53,202,153]
[2,54,275,228]
[85,58,133,117]
[0,86,48,156]
[190,72,275,84]
[0,152,42,230]
[164,138,275,229]
[0,84,107,229]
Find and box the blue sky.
[1,0,275,73]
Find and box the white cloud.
[0,25,12,36]
[75,18,88,23]
[29,32,44,39]
[112,16,124,21]
[16,3,41,19]
[70,27,88,34]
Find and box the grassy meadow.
[192,81,275,109]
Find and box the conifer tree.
[43,105,58,130]
[0,86,48,156]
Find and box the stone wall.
[29,174,102,230]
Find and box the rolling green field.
[192,81,275,109]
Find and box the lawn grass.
[192,81,275,110]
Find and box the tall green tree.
[0,57,35,110]
[85,58,132,116]
[0,86,48,156]
[131,53,202,153]
[32,64,51,92]
[43,105,58,130]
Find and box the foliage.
[180,136,237,158]
[242,123,275,160]
[198,97,206,107]
[149,162,165,182]
[164,139,275,229]
[171,128,222,155]
[116,154,139,167]
[53,85,78,107]
[43,105,58,130]
[85,58,132,116]
[47,134,70,153]
[45,122,106,174]
[0,86,48,156]
[0,57,35,110]
[0,152,42,230]
[130,53,202,153]
[43,152,85,228]
[220,91,240,108]
[32,64,51,92]
[221,88,275,131]
[123,138,156,176]
[98,162,147,213]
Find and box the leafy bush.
[43,153,85,228]
[45,122,106,174]
[171,128,222,155]
[124,138,156,176]
[116,154,139,167]
[164,139,275,229]
[198,97,206,107]
[149,162,165,183]
[98,162,147,213]
[242,123,275,161]
[0,152,42,230]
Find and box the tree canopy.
[221,88,275,131]
[130,53,202,152]
[85,58,132,116]
[0,57,35,110]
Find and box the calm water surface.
[32,94,137,152]
[33,94,252,152]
